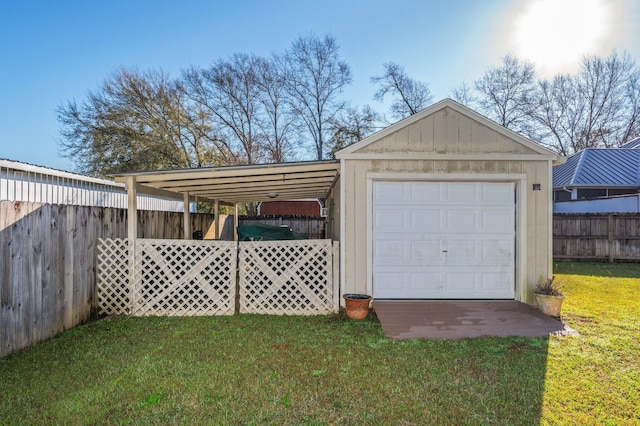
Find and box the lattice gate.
[135,239,237,316]
[239,240,339,315]
[97,238,237,316]
[96,238,338,316]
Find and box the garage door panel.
[374,206,407,231]
[410,209,444,231]
[442,239,479,263]
[374,268,515,299]
[374,271,408,294]
[445,182,478,202]
[409,272,444,293]
[410,239,442,263]
[374,181,405,204]
[444,272,480,292]
[482,272,513,292]
[373,239,407,265]
[446,209,479,232]
[373,181,515,300]
[481,208,515,232]
[481,182,514,203]
[482,239,515,264]
[410,182,442,202]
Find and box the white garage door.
[372,181,515,299]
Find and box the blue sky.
[1,0,638,171]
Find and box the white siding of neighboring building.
[554,194,640,213]
[1,160,187,212]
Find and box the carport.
[97,160,342,317]
[111,160,341,243]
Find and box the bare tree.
[450,81,476,108]
[531,51,640,155]
[326,105,382,157]
[457,51,640,155]
[473,54,537,134]
[58,68,221,177]
[184,53,267,164]
[59,34,377,173]
[255,55,298,162]
[283,33,352,160]
[529,74,578,155]
[371,62,433,121]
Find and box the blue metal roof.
[620,137,640,149]
[553,149,640,188]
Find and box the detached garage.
[335,99,559,305]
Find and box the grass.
[543,262,640,425]
[0,262,638,425]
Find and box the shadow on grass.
[554,261,640,278]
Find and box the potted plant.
[343,294,372,320]
[535,276,565,317]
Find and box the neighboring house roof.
[619,136,640,149]
[553,149,640,188]
[1,157,121,186]
[0,158,188,210]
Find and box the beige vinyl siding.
[356,108,540,156]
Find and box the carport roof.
[110,160,340,204]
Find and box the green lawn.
[1,262,638,425]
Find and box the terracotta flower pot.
[536,293,565,317]
[343,294,372,320]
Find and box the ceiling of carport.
[110,160,340,204]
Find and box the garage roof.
[335,98,559,160]
[110,160,340,204]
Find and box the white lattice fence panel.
[97,238,130,315]
[134,239,237,316]
[239,240,336,315]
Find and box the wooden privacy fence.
[0,200,217,358]
[97,238,339,316]
[553,214,640,262]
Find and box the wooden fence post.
[608,214,614,263]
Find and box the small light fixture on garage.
[267,192,279,198]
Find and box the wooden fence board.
[553,214,640,262]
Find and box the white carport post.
[183,192,191,240]
[234,203,239,241]
[214,199,220,239]
[124,176,137,314]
